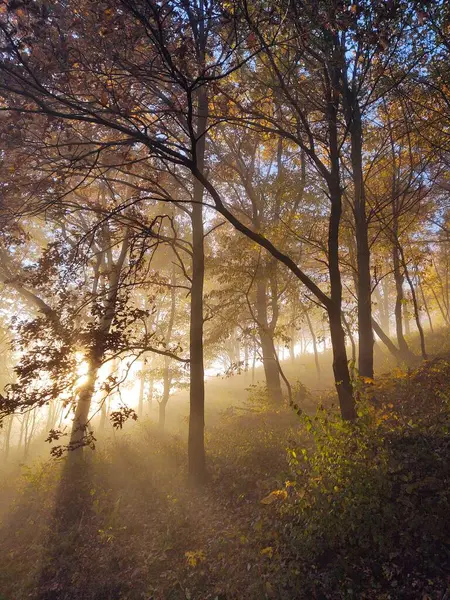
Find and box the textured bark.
[328,304,355,420]
[159,273,176,431]
[3,414,13,461]
[256,276,282,402]
[69,231,129,451]
[372,318,403,362]
[327,90,356,420]
[392,238,413,361]
[374,285,390,336]
[416,267,434,332]
[345,93,373,379]
[400,247,427,359]
[138,365,145,419]
[188,83,207,483]
[305,311,321,381]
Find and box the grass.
[0,328,449,599]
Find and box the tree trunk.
[256,277,283,402]
[392,240,413,361]
[328,304,355,420]
[326,88,356,420]
[342,313,356,372]
[251,343,256,384]
[4,414,13,461]
[99,397,107,432]
[416,267,433,332]
[305,310,321,381]
[147,375,154,410]
[400,246,427,360]
[347,95,373,379]
[138,364,145,419]
[69,231,129,453]
[159,358,172,431]
[188,84,207,484]
[372,318,403,362]
[374,285,390,335]
[69,356,101,449]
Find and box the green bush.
[278,369,450,599]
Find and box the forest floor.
[0,330,449,600]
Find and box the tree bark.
[4,414,13,461]
[138,364,145,419]
[392,231,413,361]
[188,82,207,483]
[372,318,403,362]
[69,230,129,452]
[159,273,176,431]
[345,93,374,379]
[256,276,283,402]
[399,246,427,359]
[305,310,321,381]
[326,87,356,419]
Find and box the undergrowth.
[0,360,448,600]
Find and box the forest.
[0,0,449,598]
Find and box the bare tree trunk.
[251,342,256,384]
[18,413,25,453]
[305,310,321,381]
[147,375,154,410]
[393,241,413,361]
[342,313,356,372]
[138,364,145,419]
[399,247,427,359]
[159,358,172,431]
[69,230,129,452]
[188,83,207,483]
[4,414,13,461]
[374,285,390,335]
[99,397,107,432]
[256,277,282,402]
[23,408,37,460]
[326,90,355,419]
[372,318,403,363]
[416,267,433,332]
[345,92,373,379]
[159,273,176,431]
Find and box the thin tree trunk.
[188,83,207,483]
[147,375,154,409]
[342,313,356,372]
[138,364,145,419]
[256,277,283,402]
[374,285,389,335]
[399,246,427,359]
[416,267,433,332]
[18,413,25,453]
[251,342,256,384]
[393,240,413,361]
[4,414,13,461]
[244,341,249,371]
[305,310,321,381]
[69,231,129,452]
[326,87,356,420]
[345,93,373,379]
[159,360,172,431]
[372,318,403,363]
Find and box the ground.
[0,331,449,600]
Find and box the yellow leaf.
[260,490,287,505]
[260,546,274,558]
[185,550,206,568]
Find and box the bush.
[276,364,450,599]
